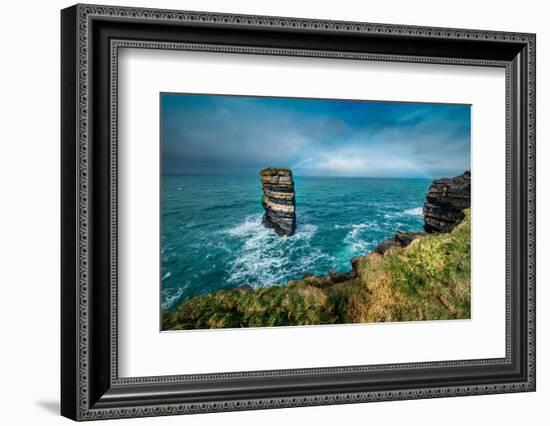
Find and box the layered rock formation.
[164,172,473,330]
[423,171,471,233]
[260,168,296,236]
[374,171,471,253]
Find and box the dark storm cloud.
[161,93,470,178]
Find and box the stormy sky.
[161,93,470,179]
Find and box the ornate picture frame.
[61,4,535,421]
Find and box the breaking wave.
[161,287,184,310]
[225,214,332,287]
[343,223,379,254]
[160,175,429,308]
[403,206,423,216]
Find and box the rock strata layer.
[260,168,296,236]
[423,171,471,233]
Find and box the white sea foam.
[162,271,172,280]
[224,214,330,286]
[162,287,184,310]
[226,214,263,237]
[335,222,380,231]
[384,206,423,219]
[403,206,423,216]
[343,223,376,254]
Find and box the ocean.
[161,175,431,310]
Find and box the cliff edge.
[424,171,471,233]
[162,172,472,330]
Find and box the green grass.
[354,209,471,322]
[162,209,471,330]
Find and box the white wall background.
[0,0,546,424]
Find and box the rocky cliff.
[162,172,472,330]
[423,171,471,233]
[374,171,471,253]
[375,230,425,255]
[162,210,472,330]
[260,168,296,237]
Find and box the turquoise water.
[162,175,431,309]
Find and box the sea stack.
[423,171,471,233]
[260,168,296,237]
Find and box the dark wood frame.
[61,4,536,421]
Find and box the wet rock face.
[424,171,471,233]
[375,231,425,254]
[260,168,296,237]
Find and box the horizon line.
[161,172,451,179]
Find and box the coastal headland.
[162,171,471,330]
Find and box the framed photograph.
[61,4,536,421]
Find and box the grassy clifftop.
[162,209,471,330]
